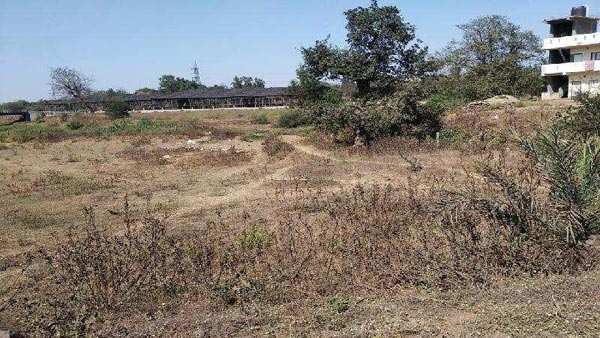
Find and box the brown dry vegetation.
[1,102,599,336]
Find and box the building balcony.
[543,33,600,50]
[542,60,600,75]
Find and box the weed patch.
[32,170,114,197]
[251,112,270,125]
[262,135,294,159]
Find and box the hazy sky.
[0,0,579,101]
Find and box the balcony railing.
[542,60,600,75]
[543,33,600,50]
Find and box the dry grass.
[262,134,294,159]
[1,101,599,336]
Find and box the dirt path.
[280,134,421,169]
[175,134,429,216]
[174,138,295,216]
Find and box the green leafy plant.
[308,88,441,145]
[252,112,270,125]
[104,100,130,119]
[328,296,350,314]
[425,94,464,114]
[277,109,311,128]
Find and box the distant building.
[34,87,296,113]
[542,6,600,99]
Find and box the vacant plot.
[1,103,599,336]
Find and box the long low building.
[32,87,296,112]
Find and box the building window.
[570,53,584,62]
[592,52,600,60]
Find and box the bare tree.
[49,67,94,112]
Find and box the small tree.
[49,67,94,112]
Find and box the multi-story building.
[542,6,600,99]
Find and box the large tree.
[437,15,544,100]
[49,67,94,111]
[300,0,429,97]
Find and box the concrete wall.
[542,60,600,75]
[543,33,600,50]
[570,45,600,60]
[568,72,600,97]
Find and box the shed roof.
[38,87,293,105]
[128,87,291,101]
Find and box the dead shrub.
[4,200,215,335]
[266,181,596,291]
[4,155,598,336]
[262,135,294,159]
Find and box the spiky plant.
[521,125,600,245]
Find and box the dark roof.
[128,87,291,101]
[545,16,600,24]
[37,87,293,105]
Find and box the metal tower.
[191,62,201,85]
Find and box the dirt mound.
[468,95,520,108]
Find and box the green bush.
[439,128,466,144]
[277,109,311,128]
[425,94,464,114]
[252,112,270,125]
[0,100,29,113]
[307,89,441,145]
[104,100,130,119]
[66,120,84,130]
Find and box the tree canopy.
[231,76,265,89]
[158,75,206,93]
[91,88,130,101]
[436,15,544,100]
[300,0,429,97]
[0,100,29,113]
[49,67,94,111]
[49,67,93,99]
